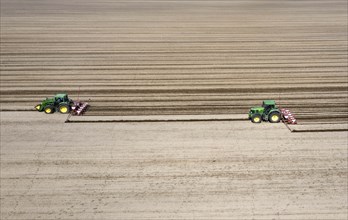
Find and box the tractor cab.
[54,94,70,104]
[262,100,276,114]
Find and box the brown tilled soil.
[1,112,347,220]
[1,0,347,123]
[0,0,347,219]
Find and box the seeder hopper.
[281,108,297,124]
[71,101,89,116]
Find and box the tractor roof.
[55,93,68,98]
[250,106,264,111]
[263,100,276,106]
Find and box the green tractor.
[248,100,281,123]
[35,94,73,114]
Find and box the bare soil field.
[0,0,348,219]
[1,112,347,219]
[0,0,347,122]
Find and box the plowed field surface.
[1,0,347,219]
[1,0,347,122]
[1,112,347,219]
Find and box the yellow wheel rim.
[35,105,41,110]
[271,115,279,122]
[60,106,68,113]
[254,117,260,123]
[45,108,52,113]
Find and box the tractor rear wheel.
[269,112,281,123]
[58,103,70,114]
[251,114,262,123]
[44,105,54,114]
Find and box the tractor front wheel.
[269,112,281,123]
[251,114,262,123]
[44,106,54,114]
[35,104,41,111]
[58,104,70,114]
